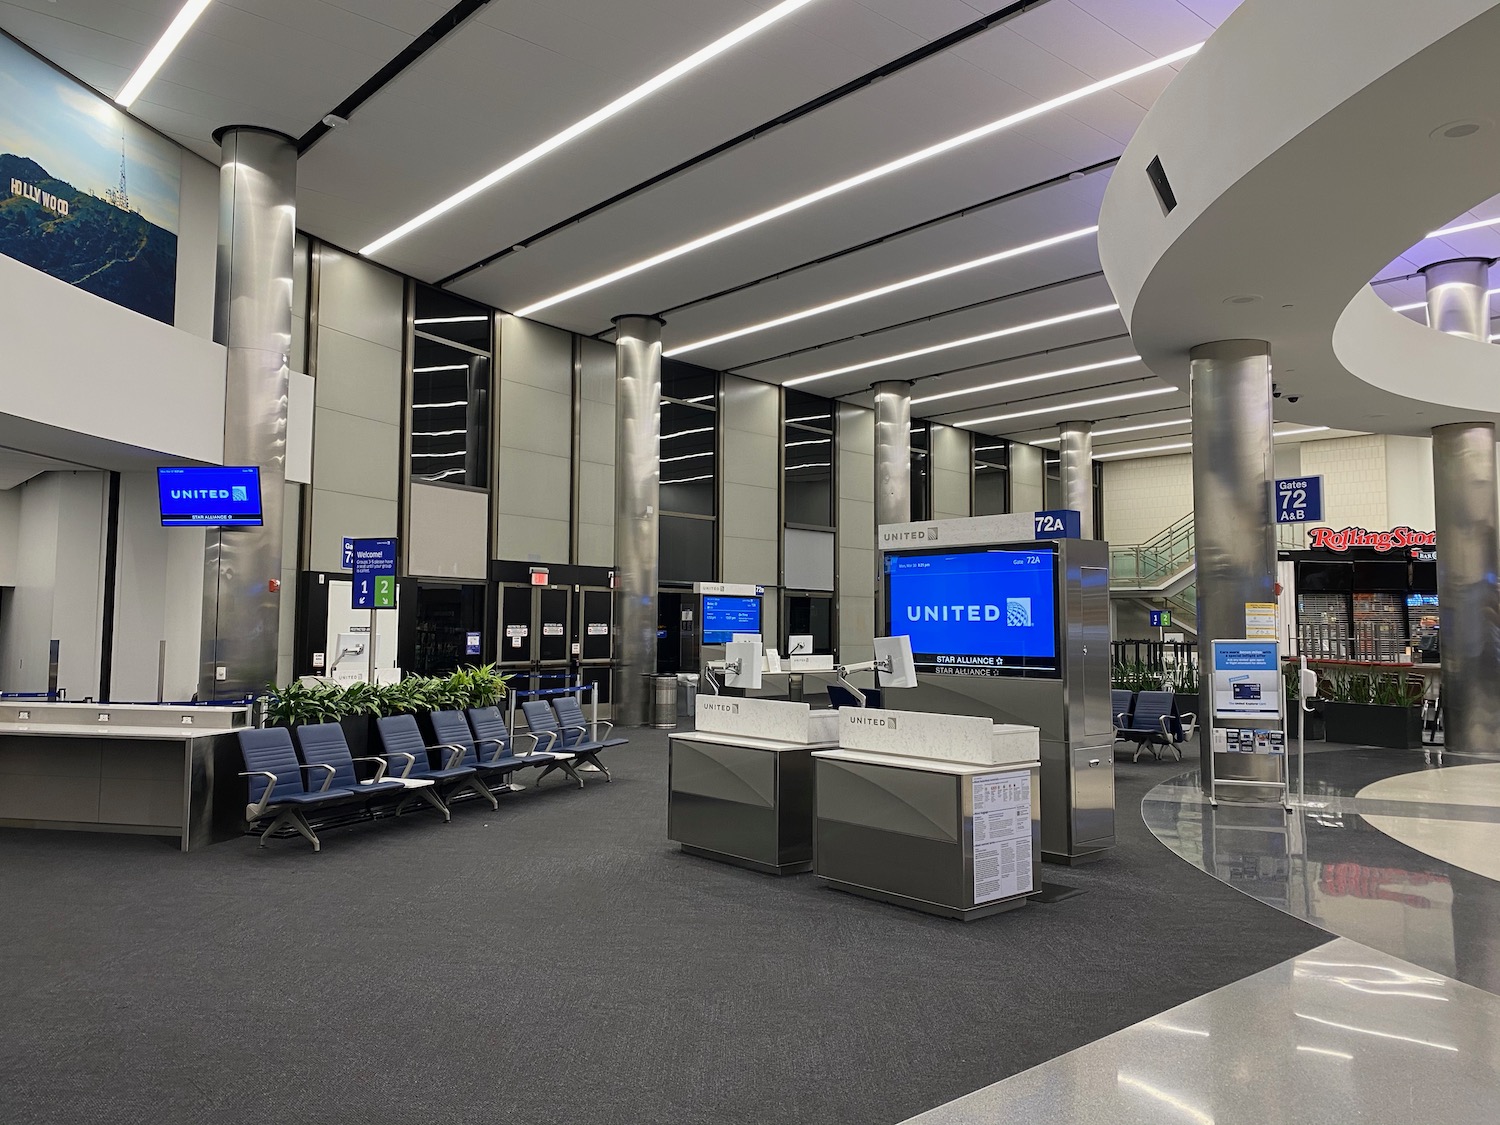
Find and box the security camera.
[1272,390,1282,398]
[1286,395,1300,404]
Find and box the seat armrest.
[1115,712,1130,726]
[299,762,337,792]
[351,755,389,781]
[385,750,417,779]
[238,770,280,817]
[433,742,468,770]
[590,720,615,741]
[474,736,506,764]
[1178,712,1198,738]
[527,730,559,755]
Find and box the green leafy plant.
[263,679,344,726]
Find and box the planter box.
[1323,702,1422,749]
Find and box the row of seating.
[236,699,627,852]
[1113,688,1197,762]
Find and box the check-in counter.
[667,696,839,874]
[813,708,1042,921]
[0,701,252,851]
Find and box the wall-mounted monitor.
[884,544,1060,678]
[702,595,760,645]
[157,466,263,527]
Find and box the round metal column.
[1189,341,1275,789]
[872,381,913,528]
[1422,258,1490,340]
[200,127,296,701]
[612,315,665,728]
[1431,425,1500,753]
[1058,421,1095,538]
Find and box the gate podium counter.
[0,701,252,851]
[813,709,1041,921]
[667,696,839,874]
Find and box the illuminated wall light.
[784,438,831,446]
[412,428,468,438]
[660,451,713,463]
[913,355,1139,405]
[414,315,490,325]
[1094,440,1192,459]
[959,385,1172,427]
[413,364,470,373]
[363,0,823,256]
[784,305,1121,388]
[662,474,714,484]
[663,426,714,440]
[413,400,470,409]
[115,0,214,107]
[516,44,1204,316]
[664,226,1099,357]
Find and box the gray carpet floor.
[0,730,1325,1125]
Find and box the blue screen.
[157,466,263,527]
[885,547,1059,676]
[702,596,761,645]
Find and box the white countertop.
[812,748,1040,776]
[0,722,242,741]
[670,730,840,753]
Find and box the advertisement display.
[884,545,1059,677]
[157,466,263,527]
[702,595,761,645]
[1210,640,1281,719]
[0,33,181,323]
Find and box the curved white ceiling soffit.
[1098,0,1500,437]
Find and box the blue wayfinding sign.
[1033,509,1082,539]
[342,537,355,569]
[352,538,397,609]
[1274,476,1323,523]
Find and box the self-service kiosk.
[878,513,1113,863]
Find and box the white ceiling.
[0,0,1332,461]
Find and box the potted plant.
[263,680,343,728]
[1321,665,1423,748]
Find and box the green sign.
[374,575,395,608]
[1150,609,1172,628]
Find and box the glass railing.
[1110,511,1195,587]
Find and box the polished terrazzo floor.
[902,743,1500,1123]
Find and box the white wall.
[720,375,779,586]
[930,423,972,521]
[1385,434,1435,528]
[576,337,616,567]
[837,402,876,665]
[409,483,488,579]
[1102,453,1194,546]
[496,316,573,563]
[173,149,219,341]
[1010,443,1045,513]
[0,488,18,587]
[1300,433,1389,531]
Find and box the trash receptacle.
[653,674,679,730]
[677,674,698,722]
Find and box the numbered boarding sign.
[352,538,397,609]
[1032,509,1082,539]
[1274,476,1323,523]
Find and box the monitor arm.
[702,658,746,696]
[834,657,891,708]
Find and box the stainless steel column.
[1058,421,1094,538]
[1422,258,1490,340]
[612,315,665,728]
[1432,427,1500,754]
[200,127,296,700]
[873,380,912,527]
[1190,341,1275,787]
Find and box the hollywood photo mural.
[0,33,180,324]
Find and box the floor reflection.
[1144,748,1500,996]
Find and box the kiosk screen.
[884,545,1060,676]
[702,596,761,645]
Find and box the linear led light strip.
[1031,414,1189,443]
[913,355,1139,406]
[517,44,1204,316]
[664,226,1098,357]
[116,0,214,106]
[959,385,1172,427]
[1429,216,1500,237]
[1091,425,1329,459]
[362,0,823,256]
[784,304,1120,388]
[414,315,489,325]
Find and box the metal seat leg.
[468,776,499,810]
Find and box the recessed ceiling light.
[959,384,1173,427]
[1223,294,1262,305]
[1033,415,1194,443]
[360,0,824,256]
[115,0,214,107]
[1432,119,1488,139]
[664,225,1099,357]
[1428,216,1500,238]
[782,304,1121,388]
[1094,440,1192,459]
[515,42,1205,316]
[912,355,1140,406]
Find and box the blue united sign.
[1274,476,1323,523]
[352,539,397,609]
[1033,509,1082,539]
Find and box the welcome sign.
[0,33,180,323]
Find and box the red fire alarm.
[268,578,281,593]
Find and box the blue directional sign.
[342,537,355,570]
[1274,476,1323,523]
[1033,509,1083,539]
[1149,609,1172,629]
[352,538,397,609]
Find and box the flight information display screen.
[702,595,761,645]
[157,466,264,527]
[884,545,1060,677]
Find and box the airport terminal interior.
[6,0,1500,1122]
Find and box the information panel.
[972,770,1033,903]
[1210,640,1281,719]
[702,595,761,645]
[885,546,1059,676]
[157,466,263,527]
[352,538,397,609]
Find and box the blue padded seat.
[295,722,406,799]
[465,706,570,778]
[551,695,628,750]
[1115,689,1178,762]
[521,700,604,786]
[428,709,545,799]
[376,713,492,815]
[236,727,357,852]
